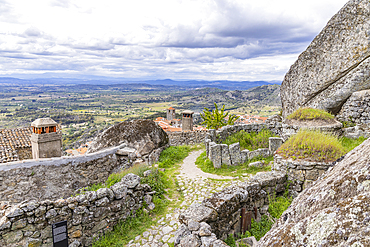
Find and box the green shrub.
[276,129,345,162]
[246,216,274,241]
[225,234,237,247]
[223,129,277,151]
[287,107,334,121]
[245,188,292,241]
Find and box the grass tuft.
[287,107,334,121]
[222,129,277,151]
[276,129,345,162]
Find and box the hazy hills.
[0,77,280,91]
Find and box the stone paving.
[126,151,249,247]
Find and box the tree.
[200,103,239,129]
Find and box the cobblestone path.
[127,150,248,247]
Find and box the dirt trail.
[179,150,234,180]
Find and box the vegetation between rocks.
[222,129,277,151]
[158,145,201,168]
[92,145,200,246]
[225,187,292,246]
[277,129,366,162]
[287,107,334,121]
[195,151,272,177]
[277,129,345,162]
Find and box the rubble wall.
[167,131,208,146]
[174,171,287,246]
[0,174,154,247]
[0,144,164,205]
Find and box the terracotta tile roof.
[0,127,32,163]
[168,107,175,110]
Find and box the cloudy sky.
[0,0,348,81]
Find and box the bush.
[287,107,334,121]
[223,129,276,151]
[276,129,345,162]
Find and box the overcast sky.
[0,0,349,81]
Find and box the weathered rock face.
[88,119,169,155]
[258,138,370,246]
[281,0,370,118]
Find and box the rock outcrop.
[258,138,370,246]
[88,119,169,155]
[281,0,370,118]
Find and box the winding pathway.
[127,150,240,247]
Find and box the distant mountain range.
[0,77,281,91]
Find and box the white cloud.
[0,0,349,80]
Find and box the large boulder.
[281,0,370,118]
[258,138,370,246]
[88,119,169,155]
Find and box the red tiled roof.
[0,127,32,163]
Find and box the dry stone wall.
[0,144,165,206]
[167,131,207,146]
[204,120,284,168]
[273,154,332,197]
[337,89,370,125]
[174,171,287,246]
[0,173,154,247]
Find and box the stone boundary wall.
[337,89,370,125]
[272,154,331,197]
[281,121,343,141]
[206,138,283,168]
[0,144,165,205]
[167,131,208,146]
[0,174,154,247]
[168,116,283,148]
[174,171,287,246]
[206,122,282,145]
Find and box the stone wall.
[0,173,154,247]
[0,144,164,205]
[337,89,370,125]
[174,171,287,246]
[206,138,282,168]
[272,154,331,197]
[281,120,343,141]
[206,122,282,145]
[167,131,208,146]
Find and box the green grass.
[226,187,293,243]
[245,193,292,241]
[93,195,168,247]
[92,145,196,246]
[340,136,366,153]
[277,129,345,162]
[81,163,151,192]
[222,129,277,151]
[158,145,202,168]
[195,151,272,177]
[287,107,334,121]
[277,129,366,162]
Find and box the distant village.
[0,107,269,162]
